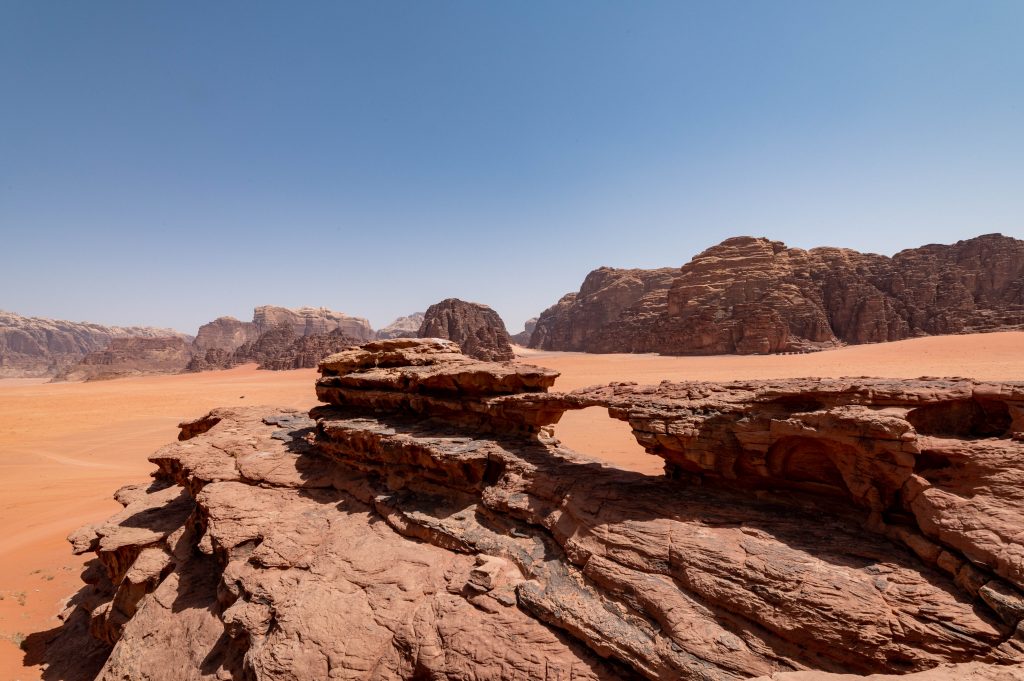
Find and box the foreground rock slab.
[40,339,1024,680]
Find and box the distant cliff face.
[253,305,373,341]
[529,267,678,352]
[188,306,373,372]
[530,233,1024,355]
[510,317,538,345]
[375,312,425,340]
[192,317,259,353]
[0,310,188,378]
[54,337,193,382]
[418,298,514,361]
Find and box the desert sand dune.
[2,331,1023,678]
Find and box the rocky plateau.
[37,338,1024,680]
[530,233,1024,354]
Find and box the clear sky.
[2,1,1022,334]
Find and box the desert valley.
[5,3,1024,678]
[1,233,1024,679]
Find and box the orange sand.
[1,332,1023,678]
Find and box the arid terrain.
[2,331,1024,679]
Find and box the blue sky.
[2,1,1022,333]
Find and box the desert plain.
[1,331,1023,679]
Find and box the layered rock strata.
[0,310,187,378]
[252,305,373,341]
[418,298,515,361]
[53,337,194,382]
[530,233,1024,354]
[48,339,1024,680]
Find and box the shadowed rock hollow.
[38,339,1024,680]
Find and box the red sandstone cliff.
[530,233,1024,354]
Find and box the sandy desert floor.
[2,331,1023,678]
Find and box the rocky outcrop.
[258,328,362,370]
[511,317,538,345]
[186,326,362,372]
[418,298,515,361]
[187,307,370,372]
[530,233,1024,354]
[530,267,678,352]
[375,312,425,340]
[54,337,194,382]
[253,305,373,341]
[46,339,1024,679]
[192,316,259,354]
[0,310,187,378]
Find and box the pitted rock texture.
[47,339,1024,680]
[418,298,515,361]
[0,309,188,378]
[375,312,425,340]
[530,233,1024,354]
[54,336,194,382]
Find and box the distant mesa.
[510,317,538,346]
[8,305,371,381]
[375,312,425,340]
[0,309,189,379]
[53,337,193,382]
[186,306,368,373]
[418,298,515,361]
[529,233,1024,355]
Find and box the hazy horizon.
[0,229,1020,336]
[3,2,1023,333]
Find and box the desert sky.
[2,331,1023,679]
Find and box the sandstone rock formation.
[258,328,362,370]
[43,338,1024,680]
[253,305,373,341]
[375,312,425,340]
[530,233,1024,354]
[530,267,678,352]
[0,310,187,378]
[54,337,193,382]
[188,306,371,372]
[187,326,361,372]
[192,316,260,354]
[418,298,515,361]
[511,316,538,345]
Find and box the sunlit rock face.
[531,233,1024,355]
[47,339,1024,680]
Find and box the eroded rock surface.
[530,233,1024,354]
[54,336,193,382]
[0,309,188,378]
[418,298,515,361]
[46,339,1024,679]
